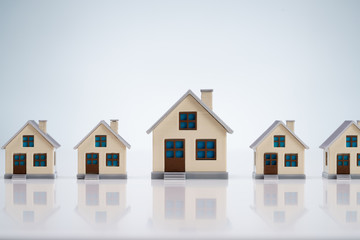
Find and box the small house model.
[250,120,309,179]
[2,120,61,179]
[146,89,233,180]
[320,120,360,179]
[74,120,131,179]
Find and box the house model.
[250,120,309,179]
[2,120,61,179]
[320,120,360,179]
[74,120,131,179]
[146,89,233,180]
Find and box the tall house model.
[250,120,309,179]
[147,89,233,180]
[74,120,131,179]
[320,120,360,179]
[2,120,61,179]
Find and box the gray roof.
[1,120,61,149]
[74,120,131,149]
[146,90,233,134]
[249,120,309,150]
[319,120,360,149]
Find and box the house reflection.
[76,180,130,227]
[322,180,360,227]
[4,179,59,225]
[251,180,306,227]
[150,180,229,231]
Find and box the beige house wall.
[325,124,360,175]
[77,124,127,175]
[77,181,127,224]
[254,124,305,175]
[4,124,55,175]
[152,95,227,172]
[4,181,56,223]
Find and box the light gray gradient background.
[1,0,360,178]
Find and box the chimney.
[201,89,213,110]
[110,119,119,133]
[357,120,360,127]
[286,120,295,132]
[39,120,47,134]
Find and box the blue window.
[165,140,184,160]
[14,161,19,166]
[265,154,271,160]
[271,161,277,165]
[179,112,197,130]
[271,154,277,159]
[20,161,25,166]
[285,154,298,167]
[265,161,270,165]
[196,140,216,160]
[95,135,106,147]
[23,135,34,148]
[358,154,360,166]
[274,135,285,148]
[106,153,119,166]
[14,155,19,160]
[347,136,357,147]
[86,153,99,165]
[34,154,46,167]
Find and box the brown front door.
[13,154,26,174]
[86,153,99,174]
[264,153,278,175]
[337,154,350,174]
[165,139,185,172]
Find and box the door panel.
[264,153,278,175]
[165,139,185,172]
[86,153,99,174]
[337,154,350,174]
[13,154,26,174]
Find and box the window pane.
[280,137,285,141]
[358,155,360,160]
[197,141,205,149]
[265,161,270,165]
[347,137,351,141]
[95,142,100,147]
[347,142,351,147]
[197,151,205,158]
[95,136,100,141]
[344,155,349,160]
[101,137,106,141]
[87,160,91,165]
[286,161,290,166]
[271,161,277,165]
[272,154,277,159]
[274,137,278,141]
[175,141,183,149]
[23,142,28,147]
[166,151,174,158]
[358,160,360,166]
[40,155,45,160]
[338,161,343,166]
[353,143,358,147]
[207,141,215,149]
[176,151,184,158]
[338,155,343,160]
[180,122,187,129]
[353,137,357,141]
[113,161,118,166]
[265,154,270,159]
[35,161,39,166]
[280,142,285,147]
[14,161,19,166]
[23,137,27,141]
[87,154,92,159]
[207,151,215,158]
[166,141,174,149]
[285,155,290,160]
[107,161,112,166]
[101,142,106,147]
[29,142,34,147]
[113,154,118,159]
[93,154,98,159]
[29,137,34,141]
[344,161,349,166]
[93,160,98,164]
[188,122,196,129]
[292,161,297,166]
[14,155,19,160]
[41,161,46,166]
[292,155,297,160]
[20,161,25,166]
[107,154,112,159]
[20,155,25,160]
[188,114,196,120]
[274,142,279,147]
[35,155,39,160]
[180,114,187,120]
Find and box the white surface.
[0,176,360,239]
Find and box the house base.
[252,172,305,179]
[4,173,55,179]
[77,174,127,179]
[322,172,360,179]
[151,171,228,179]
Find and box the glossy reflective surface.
[1,177,360,239]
